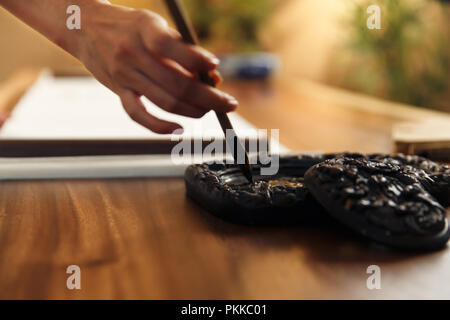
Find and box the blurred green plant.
[184,0,274,52]
[342,0,449,108]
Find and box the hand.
[77,2,237,134]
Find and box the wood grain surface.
[0,75,450,299]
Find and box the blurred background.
[0,0,449,111]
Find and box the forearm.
[0,0,108,57]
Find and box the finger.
[192,70,222,86]
[0,112,10,128]
[129,48,238,112]
[209,70,223,86]
[140,23,219,73]
[119,90,182,134]
[122,68,209,119]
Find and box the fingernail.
[223,93,238,103]
[170,127,184,135]
[210,57,220,66]
[228,98,239,110]
[229,97,238,105]
[202,50,220,64]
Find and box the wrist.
[75,1,136,62]
[63,0,112,59]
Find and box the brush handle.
[163,0,253,181]
[164,0,231,133]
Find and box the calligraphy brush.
[163,0,254,183]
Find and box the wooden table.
[1,72,450,299]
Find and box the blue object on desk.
[218,52,281,80]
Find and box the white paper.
[0,72,258,140]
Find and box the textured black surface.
[185,152,449,249]
[184,154,334,225]
[368,153,450,207]
[304,155,450,250]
